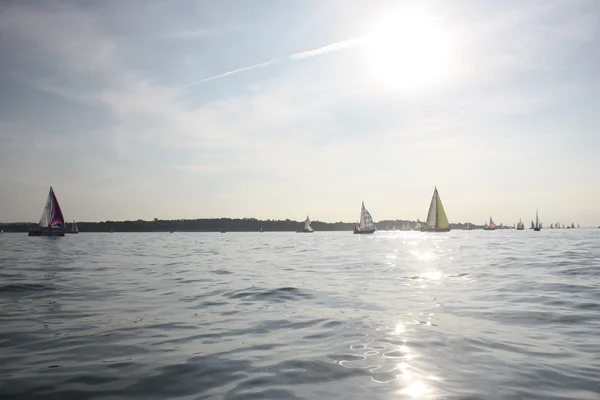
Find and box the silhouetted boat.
[534,210,541,231]
[354,201,376,234]
[484,216,496,231]
[66,221,79,234]
[421,187,450,232]
[28,187,65,237]
[297,216,314,233]
[516,219,525,230]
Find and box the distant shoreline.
[0,218,509,233]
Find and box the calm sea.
[1,230,599,399]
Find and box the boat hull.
[533,228,541,232]
[296,230,314,233]
[66,232,79,234]
[353,228,376,234]
[28,228,65,237]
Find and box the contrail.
[289,37,365,60]
[171,60,278,89]
[172,37,365,90]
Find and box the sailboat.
[66,220,79,234]
[421,187,451,232]
[29,186,66,236]
[516,219,525,230]
[260,226,263,233]
[534,210,541,231]
[297,215,314,233]
[354,201,376,234]
[484,216,496,231]
[570,222,575,229]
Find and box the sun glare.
[365,8,453,91]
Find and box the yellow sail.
[435,189,450,230]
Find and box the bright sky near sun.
[0,0,599,225]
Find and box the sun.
[365,8,453,91]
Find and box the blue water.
[1,230,599,399]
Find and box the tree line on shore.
[0,218,486,232]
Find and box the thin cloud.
[289,37,365,60]
[173,37,365,89]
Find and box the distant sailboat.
[530,220,534,229]
[421,187,450,232]
[297,215,314,233]
[484,216,496,231]
[570,222,575,229]
[534,210,541,231]
[29,187,66,237]
[516,219,525,230]
[66,220,79,234]
[260,226,263,233]
[354,201,376,234]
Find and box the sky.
[0,0,599,225]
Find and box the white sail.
[72,221,79,233]
[39,191,52,228]
[304,216,313,232]
[426,190,438,228]
[358,202,375,230]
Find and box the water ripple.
[1,230,599,399]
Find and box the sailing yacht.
[421,187,451,232]
[260,226,263,233]
[66,220,79,234]
[29,187,66,236]
[516,219,525,230]
[297,215,314,233]
[484,216,496,231]
[354,201,376,234]
[534,210,541,231]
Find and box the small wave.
[224,286,312,302]
[0,283,53,293]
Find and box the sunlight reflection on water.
[1,230,599,399]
